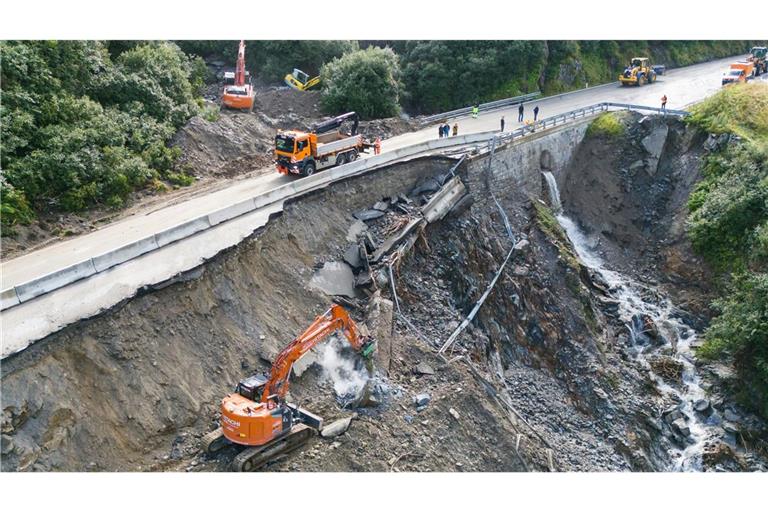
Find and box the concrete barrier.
[92,235,160,272]
[15,259,97,303]
[1,287,20,310]
[154,217,212,248]
[207,198,257,226]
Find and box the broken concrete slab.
[371,218,424,263]
[343,245,364,270]
[641,124,668,177]
[354,209,386,222]
[421,176,467,223]
[410,178,441,197]
[321,417,353,438]
[309,262,356,298]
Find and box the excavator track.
[200,428,230,454]
[232,424,314,472]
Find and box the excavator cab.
[284,68,321,91]
[236,374,268,401]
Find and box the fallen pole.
[438,247,515,354]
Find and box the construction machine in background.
[619,57,658,86]
[722,61,756,86]
[221,40,255,111]
[285,68,321,91]
[275,112,372,177]
[201,304,375,471]
[748,47,767,76]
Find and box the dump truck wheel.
[336,153,347,166]
[348,149,358,162]
[304,162,316,177]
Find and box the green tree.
[320,47,401,119]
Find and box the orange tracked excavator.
[221,40,255,111]
[201,304,375,471]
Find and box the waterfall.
[542,171,562,212]
[542,173,709,471]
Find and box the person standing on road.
[452,123,458,136]
[533,105,540,121]
[374,137,381,155]
[661,95,668,111]
[443,123,450,138]
[500,116,505,132]
[472,104,479,119]
[438,124,444,138]
[518,103,524,122]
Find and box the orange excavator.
[221,40,255,111]
[200,304,375,471]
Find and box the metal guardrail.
[481,101,690,146]
[420,92,541,124]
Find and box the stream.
[543,171,711,471]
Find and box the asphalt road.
[0,55,748,290]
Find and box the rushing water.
[543,172,710,471]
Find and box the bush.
[1,40,202,217]
[688,83,768,143]
[586,112,626,138]
[320,47,401,119]
[699,273,768,418]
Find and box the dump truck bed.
[316,134,363,157]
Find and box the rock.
[414,362,435,376]
[372,200,389,212]
[641,124,668,176]
[512,265,528,277]
[593,387,609,400]
[410,178,440,196]
[448,408,460,421]
[309,262,356,298]
[321,417,353,438]
[723,422,739,435]
[346,220,368,242]
[343,245,364,270]
[414,393,431,407]
[513,239,530,252]
[664,408,684,423]
[693,399,711,414]
[671,417,690,438]
[366,291,394,373]
[723,409,740,423]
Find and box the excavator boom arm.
[261,304,371,403]
[235,40,247,86]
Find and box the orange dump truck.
[722,61,755,86]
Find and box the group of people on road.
[438,122,458,138]
[499,103,540,131]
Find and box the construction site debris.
[449,408,461,421]
[414,362,435,376]
[309,262,357,298]
[414,393,431,408]
[343,245,365,270]
[354,210,386,222]
[321,417,353,438]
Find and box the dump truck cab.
[275,130,315,175]
[619,57,657,86]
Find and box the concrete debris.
[373,200,390,212]
[513,239,530,252]
[448,408,460,421]
[309,262,357,298]
[354,209,386,222]
[414,362,435,376]
[346,220,368,242]
[414,393,431,407]
[343,245,364,270]
[410,178,440,197]
[321,417,353,438]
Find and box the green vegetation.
[320,47,401,119]
[533,200,580,270]
[686,83,768,417]
[587,112,626,138]
[1,41,204,228]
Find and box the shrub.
[320,47,401,119]
[586,112,626,138]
